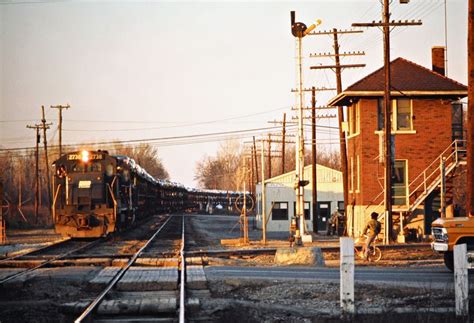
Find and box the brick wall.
[347,97,453,207]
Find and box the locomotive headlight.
[81,150,89,162]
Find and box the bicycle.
[354,235,382,262]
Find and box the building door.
[317,202,330,232]
[452,102,463,141]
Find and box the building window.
[378,98,413,131]
[392,160,408,206]
[272,202,288,220]
[396,99,412,130]
[452,102,463,141]
[348,102,360,136]
[337,201,345,212]
[293,201,311,220]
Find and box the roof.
[329,57,467,106]
[264,164,342,185]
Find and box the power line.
[0,125,297,153]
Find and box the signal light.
[81,150,89,162]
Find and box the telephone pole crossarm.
[310,64,366,70]
[310,51,365,58]
[352,20,422,27]
[291,87,336,93]
[307,29,363,36]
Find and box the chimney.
[432,46,446,76]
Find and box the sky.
[0,0,469,187]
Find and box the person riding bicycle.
[363,212,381,260]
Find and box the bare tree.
[111,143,169,179]
[194,140,243,190]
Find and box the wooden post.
[250,152,255,197]
[382,0,394,244]
[41,106,52,211]
[454,243,468,317]
[340,237,355,316]
[332,29,350,220]
[311,87,318,233]
[0,181,5,244]
[26,125,41,222]
[253,136,259,183]
[282,113,286,175]
[467,0,474,217]
[267,134,272,179]
[50,104,70,158]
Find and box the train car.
[52,150,158,238]
[52,150,246,238]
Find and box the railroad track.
[74,215,187,323]
[0,238,103,285]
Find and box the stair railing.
[365,140,465,223]
[406,139,465,213]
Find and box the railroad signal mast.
[352,0,421,243]
[290,11,321,244]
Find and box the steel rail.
[0,238,102,285]
[74,215,173,323]
[0,237,71,263]
[179,215,186,323]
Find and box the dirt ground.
[203,278,460,322]
[0,214,462,322]
[186,214,443,268]
[186,214,463,322]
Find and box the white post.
[340,237,355,316]
[295,36,306,242]
[454,244,468,317]
[440,157,446,218]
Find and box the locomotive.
[52,150,241,238]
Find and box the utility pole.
[50,104,70,157]
[310,29,365,221]
[241,158,249,245]
[267,134,272,179]
[253,136,259,184]
[353,2,421,244]
[311,86,318,233]
[26,124,41,222]
[250,148,255,197]
[282,113,286,174]
[41,106,53,211]
[0,181,5,244]
[291,11,320,244]
[467,0,474,217]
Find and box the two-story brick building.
[328,47,468,241]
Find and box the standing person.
[327,208,339,236]
[363,212,381,260]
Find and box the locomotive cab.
[52,150,117,238]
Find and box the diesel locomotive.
[52,150,241,238]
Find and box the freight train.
[52,150,241,238]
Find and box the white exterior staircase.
[369,140,466,240]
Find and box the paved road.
[205,266,473,289]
